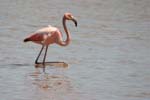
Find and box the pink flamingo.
[24,13,77,72]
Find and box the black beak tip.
[72,18,78,27]
[75,22,77,27]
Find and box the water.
[0,0,150,100]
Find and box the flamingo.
[24,13,77,72]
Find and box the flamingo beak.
[72,18,77,27]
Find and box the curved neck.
[59,16,71,46]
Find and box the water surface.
[0,0,150,100]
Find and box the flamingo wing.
[27,33,45,41]
[35,25,57,34]
[27,25,58,40]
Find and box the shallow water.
[0,0,150,100]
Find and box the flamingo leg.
[43,46,48,72]
[35,45,44,64]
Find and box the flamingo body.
[24,13,77,72]
[24,25,63,46]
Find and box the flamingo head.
[64,13,77,27]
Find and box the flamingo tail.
[24,38,30,42]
